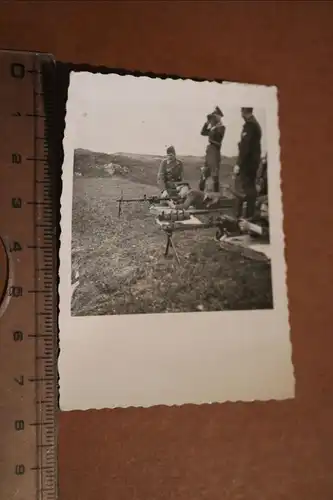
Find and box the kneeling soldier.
[157,145,184,198]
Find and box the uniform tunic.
[157,158,184,195]
[200,122,225,178]
[175,189,227,210]
[175,189,206,210]
[238,115,262,181]
[235,115,262,218]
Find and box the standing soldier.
[233,107,262,219]
[157,145,184,198]
[199,106,226,193]
[256,152,268,197]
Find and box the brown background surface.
[1,1,333,499]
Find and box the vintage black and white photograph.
[59,72,293,410]
[69,76,272,317]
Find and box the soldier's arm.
[250,223,269,239]
[256,160,263,180]
[183,191,197,209]
[175,190,197,210]
[237,124,252,167]
[205,192,222,208]
[157,160,167,189]
[178,160,184,181]
[217,125,226,143]
[240,219,269,238]
[200,121,210,136]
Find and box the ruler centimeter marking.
[0,51,58,500]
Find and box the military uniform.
[175,189,206,210]
[220,196,269,242]
[252,196,269,236]
[199,108,225,193]
[256,155,268,196]
[157,157,184,197]
[175,189,226,210]
[235,115,262,218]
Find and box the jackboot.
[213,176,220,193]
[199,175,206,192]
[245,196,257,219]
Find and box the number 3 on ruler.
[15,464,25,475]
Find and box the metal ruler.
[0,50,58,500]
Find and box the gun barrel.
[116,198,148,203]
[160,219,225,233]
[116,196,179,203]
[182,207,232,215]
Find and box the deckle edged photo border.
[58,65,294,411]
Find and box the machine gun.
[156,212,269,264]
[116,181,193,216]
[155,213,241,263]
[116,191,181,217]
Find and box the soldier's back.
[186,189,206,209]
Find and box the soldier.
[256,153,268,197]
[233,107,262,219]
[199,106,226,193]
[157,145,184,198]
[238,196,269,241]
[172,184,229,210]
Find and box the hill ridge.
[73,148,237,186]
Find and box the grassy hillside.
[71,148,272,316]
[71,176,273,316]
[73,148,237,187]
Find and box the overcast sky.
[68,73,267,158]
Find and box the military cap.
[214,106,223,117]
[241,107,253,113]
[166,145,176,155]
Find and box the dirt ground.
[71,177,273,316]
